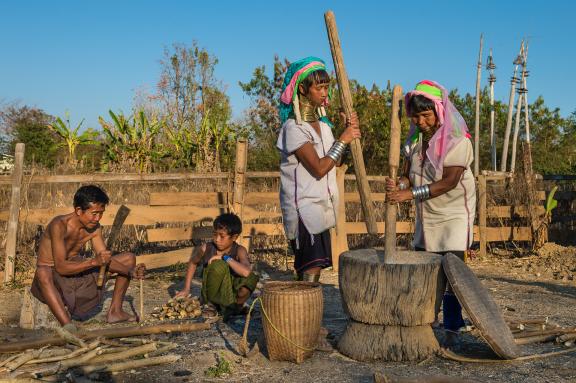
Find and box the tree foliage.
[152,42,236,171]
[48,112,99,166]
[99,110,164,173]
[0,105,61,167]
[241,58,576,175]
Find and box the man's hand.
[174,288,190,299]
[131,263,146,279]
[95,250,112,266]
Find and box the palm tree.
[48,112,98,166]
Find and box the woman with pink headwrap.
[386,80,476,347]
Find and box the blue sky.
[0,1,574,130]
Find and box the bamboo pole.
[383,85,403,262]
[473,34,483,177]
[486,49,497,170]
[232,138,248,219]
[330,165,349,271]
[233,138,249,249]
[324,10,377,235]
[478,174,487,258]
[4,143,25,283]
[500,41,524,171]
[81,354,181,374]
[139,278,144,322]
[0,322,210,353]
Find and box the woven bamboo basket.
[261,281,323,363]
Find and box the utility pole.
[500,41,524,172]
[486,49,497,171]
[510,43,529,173]
[473,34,483,177]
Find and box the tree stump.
[338,249,445,361]
[338,320,439,362]
[19,287,59,330]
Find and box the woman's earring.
[293,94,302,125]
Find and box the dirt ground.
[1,244,576,383]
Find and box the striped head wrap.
[404,80,471,173]
[279,56,332,126]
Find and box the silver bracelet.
[411,185,431,200]
[326,140,347,162]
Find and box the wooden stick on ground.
[375,372,481,383]
[140,278,145,322]
[85,342,157,365]
[55,326,87,348]
[324,10,377,236]
[441,346,576,363]
[25,340,100,365]
[59,346,105,370]
[81,354,181,374]
[8,362,60,380]
[147,342,178,358]
[514,327,575,339]
[0,322,210,353]
[5,348,45,371]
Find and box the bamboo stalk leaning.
[324,10,377,235]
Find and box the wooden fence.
[2,141,573,282]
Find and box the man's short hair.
[73,185,109,210]
[213,213,242,236]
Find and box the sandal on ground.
[201,303,220,319]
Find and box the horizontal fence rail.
[2,142,575,277]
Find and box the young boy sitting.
[175,213,259,320]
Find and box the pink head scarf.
[404,80,471,173]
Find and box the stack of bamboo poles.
[508,318,576,346]
[440,318,576,364]
[0,322,210,381]
[0,338,180,380]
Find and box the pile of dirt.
[512,243,576,281]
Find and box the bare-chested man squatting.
[31,185,145,330]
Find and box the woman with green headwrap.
[277,57,361,282]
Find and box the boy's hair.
[213,213,242,236]
[73,185,109,210]
[299,69,330,95]
[408,94,436,115]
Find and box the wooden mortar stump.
[338,249,446,361]
[339,249,445,326]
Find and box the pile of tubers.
[151,296,202,320]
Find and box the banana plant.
[164,121,198,169]
[545,186,558,216]
[99,110,165,172]
[48,112,99,165]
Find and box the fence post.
[478,174,487,258]
[4,143,25,283]
[330,165,349,272]
[232,139,249,249]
